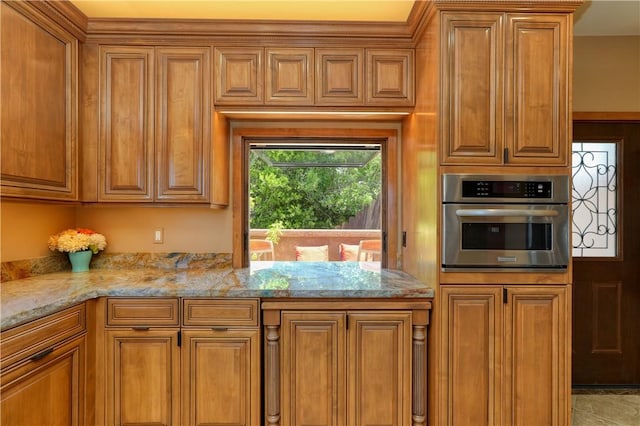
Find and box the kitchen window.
[231,126,399,269]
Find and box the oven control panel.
[462,181,553,198]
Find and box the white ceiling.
[69,0,640,36]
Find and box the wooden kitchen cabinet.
[280,311,411,426]
[105,298,181,426]
[0,304,87,426]
[366,49,415,106]
[315,48,364,105]
[440,12,570,166]
[214,47,264,105]
[181,298,261,426]
[264,300,428,426]
[440,285,570,426]
[266,48,315,105]
[98,45,213,203]
[0,1,78,201]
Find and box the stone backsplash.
[1,252,232,282]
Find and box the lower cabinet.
[106,329,181,426]
[181,330,260,426]
[1,336,86,426]
[0,303,87,426]
[263,301,431,426]
[104,297,261,426]
[440,285,570,426]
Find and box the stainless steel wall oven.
[442,174,570,270]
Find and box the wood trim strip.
[412,324,427,426]
[573,112,640,121]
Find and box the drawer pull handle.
[30,347,54,362]
[212,327,228,332]
[132,326,150,331]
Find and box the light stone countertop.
[0,261,434,330]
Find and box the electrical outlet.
[153,228,164,244]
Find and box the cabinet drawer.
[106,298,180,327]
[1,303,86,370]
[183,299,259,327]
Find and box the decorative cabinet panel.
[99,46,155,201]
[315,48,364,105]
[263,301,429,426]
[98,46,213,203]
[504,14,569,165]
[266,48,315,105]
[0,1,78,201]
[214,47,264,105]
[155,47,211,202]
[0,304,86,426]
[440,12,570,166]
[106,329,181,426]
[181,330,260,426]
[366,49,415,106]
[440,286,569,426]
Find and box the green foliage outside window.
[249,150,381,229]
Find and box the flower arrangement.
[48,228,107,254]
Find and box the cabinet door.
[0,2,78,201]
[440,13,504,165]
[1,336,85,426]
[99,46,155,201]
[106,329,180,426]
[365,49,414,106]
[281,311,346,426]
[156,47,211,202]
[315,48,364,105]
[440,286,503,426]
[266,48,314,105]
[504,286,569,426]
[214,47,263,105]
[505,14,569,165]
[348,312,412,426]
[181,330,260,426]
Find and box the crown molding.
[8,0,88,40]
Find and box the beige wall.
[0,202,232,262]
[573,36,640,112]
[75,206,232,254]
[1,201,76,262]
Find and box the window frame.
[231,125,399,268]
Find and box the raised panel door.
[365,49,414,106]
[315,48,364,105]
[99,46,154,201]
[440,13,503,164]
[266,48,314,105]
[1,336,85,426]
[156,47,211,202]
[505,14,569,165]
[106,329,180,426]
[0,2,78,200]
[347,312,411,426]
[504,286,569,426]
[440,286,502,426]
[181,330,260,426]
[214,47,263,104]
[281,311,346,426]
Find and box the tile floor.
[572,389,640,426]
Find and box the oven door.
[442,203,569,270]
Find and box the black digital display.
[462,180,552,198]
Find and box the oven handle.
[455,209,559,217]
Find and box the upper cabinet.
[0,2,78,201]
[213,47,414,107]
[366,49,415,106]
[98,45,215,204]
[440,12,570,166]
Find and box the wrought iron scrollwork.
[571,142,618,257]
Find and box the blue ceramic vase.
[68,250,92,272]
